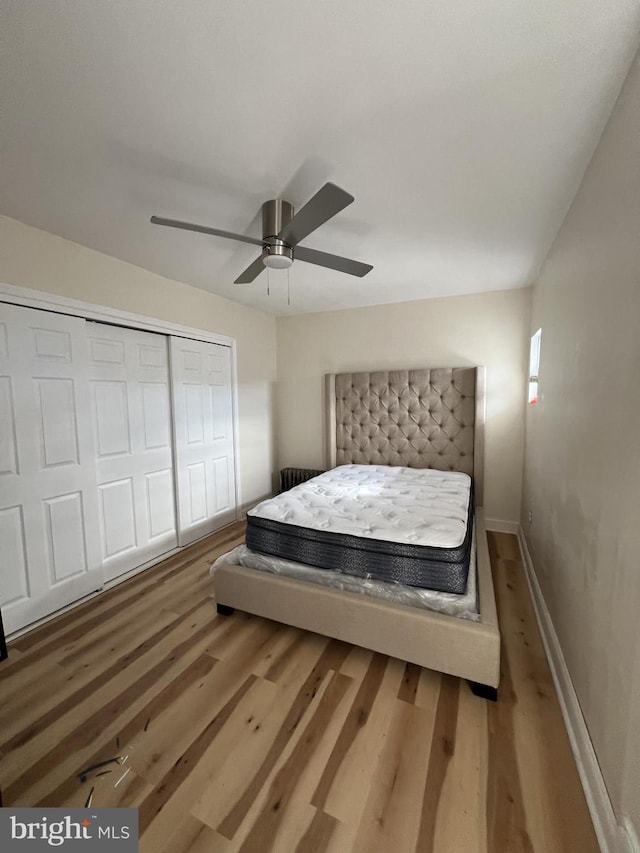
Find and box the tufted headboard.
[324,367,485,506]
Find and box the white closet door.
[0,304,103,634]
[87,323,177,581]
[170,337,236,545]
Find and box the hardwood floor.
[0,524,599,852]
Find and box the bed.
[212,367,500,698]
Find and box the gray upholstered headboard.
[325,367,485,506]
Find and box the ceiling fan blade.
[277,183,354,246]
[150,216,263,248]
[234,254,266,284]
[295,245,373,278]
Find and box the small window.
[529,328,541,405]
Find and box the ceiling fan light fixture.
[263,254,293,270]
[262,244,293,269]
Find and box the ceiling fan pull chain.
[267,266,271,296]
[287,267,291,306]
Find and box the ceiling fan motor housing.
[262,199,294,268]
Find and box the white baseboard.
[484,518,520,534]
[517,528,633,853]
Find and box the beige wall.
[276,288,530,524]
[0,215,277,508]
[522,51,640,838]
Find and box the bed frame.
[213,367,500,697]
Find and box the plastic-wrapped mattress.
[246,464,473,594]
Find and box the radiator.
[279,466,325,492]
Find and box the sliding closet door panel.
[0,303,102,634]
[87,323,177,581]
[171,337,236,545]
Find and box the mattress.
[212,525,479,621]
[246,464,473,594]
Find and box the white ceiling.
[2,1,639,316]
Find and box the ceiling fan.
[150,182,373,284]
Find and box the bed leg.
[468,680,498,701]
[216,603,235,616]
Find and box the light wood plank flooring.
[0,524,599,852]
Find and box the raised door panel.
[86,323,177,581]
[43,492,90,583]
[93,381,131,457]
[35,378,81,467]
[185,384,205,445]
[98,478,138,558]
[0,375,19,476]
[0,303,103,635]
[170,337,236,545]
[0,505,29,606]
[144,468,176,539]
[187,462,208,524]
[141,383,171,450]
